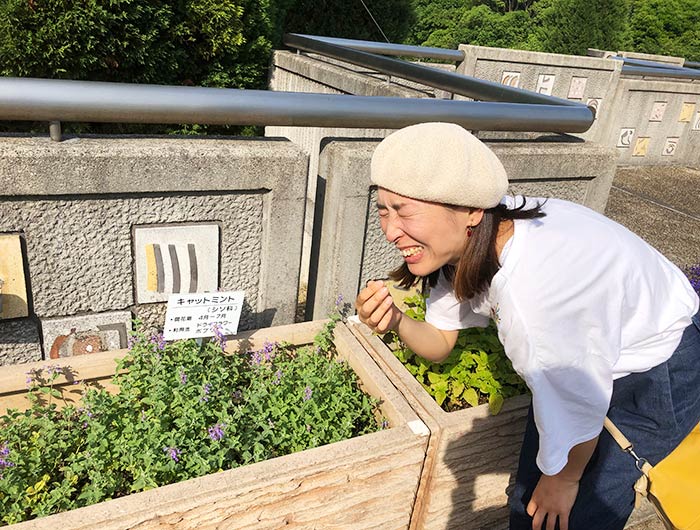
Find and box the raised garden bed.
[349,319,529,530]
[0,320,429,529]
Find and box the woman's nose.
[382,215,403,243]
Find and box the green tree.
[272,0,414,46]
[626,0,700,61]
[0,0,273,134]
[527,0,630,55]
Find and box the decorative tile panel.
[567,77,587,99]
[679,102,696,123]
[632,137,650,157]
[0,234,28,319]
[41,311,132,359]
[134,224,220,304]
[586,98,601,113]
[649,102,667,122]
[535,74,555,95]
[663,137,679,156]
[617,128,635,148]
[500,71,521,88]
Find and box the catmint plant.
[0,314,382,524]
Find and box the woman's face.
[376,188,483,277]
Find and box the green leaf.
[463,388,479,408]
[488,393,505,415]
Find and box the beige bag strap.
[604,417,634,452]
[604,417,654,509]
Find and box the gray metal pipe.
[621,64,700,80]
[284,33,584,108]
[612,56,687,71]
[291,34,465,62]
[684,60,700,70]
[0,77,594,133]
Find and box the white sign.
[163,291,244,341]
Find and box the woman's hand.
[526,474,579,530]
[355,280,402,334]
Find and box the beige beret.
[370,122,509,208]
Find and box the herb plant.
[388,293,528,415]
[0,317,381,525]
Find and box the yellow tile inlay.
[632,137,650,157]
[679,102,696,123]
[145,244,158,292]
[0,234,29,319]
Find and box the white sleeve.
[527,352,612,475]
[425,273,490,331]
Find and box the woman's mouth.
[400,246,424,263]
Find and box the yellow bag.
[605,419,700,530]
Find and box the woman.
[355,122,700,530]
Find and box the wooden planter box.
[349,319,530,530]
[0,321,429,529]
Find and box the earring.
[467,226,473,238]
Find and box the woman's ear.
[467,208,485,228]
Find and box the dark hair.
[389,197,546,301]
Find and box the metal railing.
[612,56,700,80]
[18,35,687,141]
[0,77,592,136]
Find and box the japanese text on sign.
[163,291,245,341]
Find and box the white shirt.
[425,197,699,475]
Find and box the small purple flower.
[211,323,227,350]
[273,369,283,385]
[164,446,181,462]
[335,293,344,308]
[200,383,211,402]
[685,264,700,294]
[127,335,138,349]
[1,442,15,478]
[381,419,389,429]
[179,369,187,385]
[231,389,243,402]
[208,423,226,441]
[44,364,63,377]
[303,385,313,402]
[150,333,166,351]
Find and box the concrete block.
[41,310,132,359]
[0,319,41,366]
[457,45,623,143]
[310,138,617,319]
[0,137,307,338]
[0,233,28,319]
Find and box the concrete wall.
[457,45,623,144]
[602,77,700,166]
[309,138,617,319]
[266,51,445,284]
[0,137,307,365]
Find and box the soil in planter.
[0,318,383,525]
